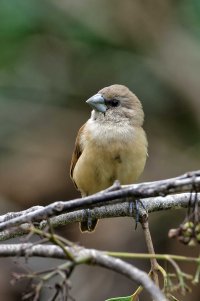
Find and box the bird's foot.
[80,209,98,232]
[129,199,147,230]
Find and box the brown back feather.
[70,124,85,189]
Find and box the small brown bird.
[70,84,148,232]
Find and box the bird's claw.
[85,209,93,232]
[129,199,147,230]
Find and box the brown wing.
[70,124,86,189]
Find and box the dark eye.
[110,99,120,107]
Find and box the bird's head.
[86,84,144,126]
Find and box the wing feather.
[70,124,86,189]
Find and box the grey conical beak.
[86,93,107,113]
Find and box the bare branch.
[0,243,167,301]
[0,171,198,301]
[0,193,199,242]
[0,171,197,232]
[0,206,43,223]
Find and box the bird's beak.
[86,93,107,113]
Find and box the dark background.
[0,0,200,300]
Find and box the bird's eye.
[110,99,119,107]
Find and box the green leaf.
[105,296,132,301]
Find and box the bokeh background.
[0,0,200,300]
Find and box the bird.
[70,84,148,232]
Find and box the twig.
[0,243,167,301]
[141,217,160,286]
[106,252,199,263]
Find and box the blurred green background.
[0,0,200,300]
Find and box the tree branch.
[0,193,199,242]
[0,242,167,301]
[0,171,199,300]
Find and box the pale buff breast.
[73,121,148,196]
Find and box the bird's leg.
[129,200,139,230]
[80,208,97,232]
[85,209,93,231]
[141,214,160,286]
[129,199,147,230]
